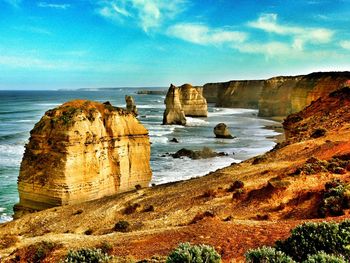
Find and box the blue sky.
[0,0,349,89]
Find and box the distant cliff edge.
[203,72,350,119]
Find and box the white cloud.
[96,0,187,32]
[14,25,52,35]
[167,23,246,45]
[340,40,350,50]
[235,41,291,56]
[248,13,334,49]
[37,2,71,10]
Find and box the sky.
[0,0,350,90]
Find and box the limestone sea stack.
[178,84,207,117]
[125,95,138,116]
[163,84,186,125]
[163,83,208,125]
[14,100,152,218]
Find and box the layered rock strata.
[14,100,152,217]
[203,80,264,108]
[178,84,207,117]
[203,72,350,119]
[163,84,207,125]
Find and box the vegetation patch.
[61,248,111,263]
[166,242,221,263]
[318,179,350,217]
[114,220,130,232]
[246,246,295,263]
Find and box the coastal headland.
[0,73,350,262]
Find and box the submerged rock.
[214,123,234,139]
[172,147,228,159]
[125,95,138,116]
[14,100,152,218]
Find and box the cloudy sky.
[0,0,349,89]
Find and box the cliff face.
[203,80,264,108]
[15,100,152,217]
[203,72,350,119]
[259,72,350,118]
[178,84,207,117]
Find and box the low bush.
[114,220,130,232]
[61,248,111,263]
[245,246,295,263]
[303,251,346,263]
[275,221,350,262]
[166,242,221,263]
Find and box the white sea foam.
[151,156,238,185]
[137,104,165,109]
[208,108,257,117]
[36,103,61,107]
[0,214,12,223]
[186,117,209,127]
[0,144,24,166]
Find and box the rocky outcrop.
[214,123,234,139]
[172,147,228,159]
[178,84,207,117]
[203,80,264,108]
[125,95,138,116]
[283,86,350,142]
[163,84,187,125]
[14,100,152,217]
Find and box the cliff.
[203,72,350,119]
[14,100,152,218]
[259,72,350,118]
[203,80,264,108]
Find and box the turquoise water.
[0,89,280,222]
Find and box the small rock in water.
[169,138,179,143]
[172,147,228,159]
[214,123,235,139]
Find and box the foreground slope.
[1,88,350,262]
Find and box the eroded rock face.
[203,72,350,119]
[162,84,187,125]
[125,95,138,116]
[203,80,264,108]
[214,123,234,139]
[14,100,152,217]
[163,84,208,125]
[259,72,350,118]
[178,84,207,117]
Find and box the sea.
[0,88,281,223]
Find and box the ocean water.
[0,88,280,223]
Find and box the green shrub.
[318,180,348,217]
[166,242,221,263]
[245,246,295,263]
[275,221,350,262]
[61,248,111,263]
[303,251,347,263]
[114,220,130,232]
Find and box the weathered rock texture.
[214,123,234,139]
[259,72,350,118]
[15,100,151,217]
[163,84,187,125]
[203,72,350,119]
[203,80,264,108]
[163,84,207,125]
[178,84,208,117]
[125,95,138,116]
